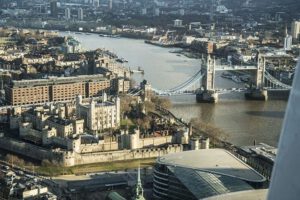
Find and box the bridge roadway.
[214,65,257,71]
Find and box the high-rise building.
[283,25,293,51]
[93,0,100,7]
[291,21,300,40]
[65,7,71,20]
[141,8,147,15]
[109,0,113,10]
[284,35,293,51]
[78,8,83,21]
[179,8,185,16]
[154,8,160,16]
[50,0,58,17]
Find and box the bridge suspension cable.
[152,70,204,95]
[264,71,292,90]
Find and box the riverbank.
[9,24,152,40]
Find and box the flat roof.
[11,74,107,88]
[157,149,265,182]
[202,189,268,200]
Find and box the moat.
[60,32,287,147]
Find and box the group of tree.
[189,118,228,145]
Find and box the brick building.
[5,75,110,105]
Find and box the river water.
[61,32,287,146]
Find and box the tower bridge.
[137,54,292,103]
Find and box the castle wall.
[0,136,182,167]
[74,144,182,165]
[79,141,119,153]
[139,135,174,148]
[0,136,65,163]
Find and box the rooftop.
[157,149,266,182]
[239,143,277,163]
[11,74,106,88]
[203,189,268,200]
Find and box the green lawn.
[35,158,156,177]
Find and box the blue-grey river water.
[61,32,286,146]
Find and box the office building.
[65,8,71,20]
[141,8,147,15]
[109,0,113,10]
[78,8,83,21]
[50,0,58,17]
[179,9,185,16]
[93,0,100,7]
[291,21,300,40]
[284,35,293,51]
[154,8,160,16]
[153,149,266,200]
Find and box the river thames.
[61,32,287,146]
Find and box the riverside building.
[153,149,266,200]
[5,75,110,105]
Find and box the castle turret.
[130,128,140,150]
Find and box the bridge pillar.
[245,89,268,101]
[245,55,268,101]
[196,55,218,103]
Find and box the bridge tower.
[202,54,216,91]
[245,54,268,100]
[254,54,266,89]
[196,54,218,103]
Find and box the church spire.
[132,166,145,200]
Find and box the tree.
[5,154,25,167]
[144,101,155,113]
[151,96,172,109]
[190,118,228,145]
[120,95,133,118]
[135,116,151,132]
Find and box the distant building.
[50,0,58,17]
[93,0,100,7]
[65,8,71,20]
[78,8,83,21]
[291,21,300,40]
[284,35,293,51]
[109,0,113,10]
[153,149,266,200]
[179,9,185,16]
[141,8,147,15]
[190,40,214,54]
[154,8,160,16]
[182,36,196,45]
[174,19,183,27]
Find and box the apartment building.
[5,75,110,106]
